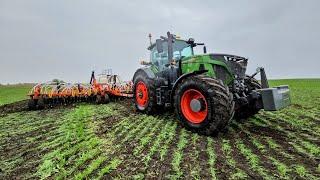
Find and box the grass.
[74,155,107,179]
[35,104,121,179]
[0,84,33,105]
[96,158,122,179]
[159,122,177,161]
[0,79,319,179]
[268,157,290,179]
[269,79,320,108]
[207,137,217,180]
[189,134,201,179]
[300,140,320,157]
[170,129,188,179]
[222,139,248,179]
[132,118,162,156]
[143,121,173,166]
[235,139,270,179]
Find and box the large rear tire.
[133,72,157,114]
[234,75,262,120]
[174,75,234,135]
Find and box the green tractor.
[133,32,290,135]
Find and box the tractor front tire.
[133,73,157,114]
[174,75,234,135]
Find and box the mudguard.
[170,70,207,102]
[132,68,156,81]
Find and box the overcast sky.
[0,0,319,84]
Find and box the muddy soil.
[1,99,319,179]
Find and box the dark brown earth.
[0,97,319,179]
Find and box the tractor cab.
[149,39,194,71]
[148,33,205,71]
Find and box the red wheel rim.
[180,89,208,124]
[136,81,148,107]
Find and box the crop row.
[1,101,319,179]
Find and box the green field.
[0,79,319,179]
[0,84,34,106]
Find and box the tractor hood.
[181,53,248,79]
[210,53,248,79]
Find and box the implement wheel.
[96,95,102,104]
[28,98,37,110]
[174,75,234,135]
[104,94,110,104]
[37,97,45,109]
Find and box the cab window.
[151,41,168,71]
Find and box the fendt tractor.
[133,32,291,135]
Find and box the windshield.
[150,40,193,70]
[173,40,193,59]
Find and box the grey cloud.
[0,0,319,84]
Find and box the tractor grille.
[223,55,247,79]
[227,60,247,79]
[213,65,228,82]
[210,53,248,79]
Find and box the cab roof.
[147,35,188,50]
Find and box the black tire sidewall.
[28,98,37,110]
[96,95,102,104]
[37,97,45,109]
[133,74,154,111]
[104,94,110,103]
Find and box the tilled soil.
[0,96,319,179]
[0,100,28,116]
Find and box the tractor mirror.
[156,39,163,53]
[203,46,207,54]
